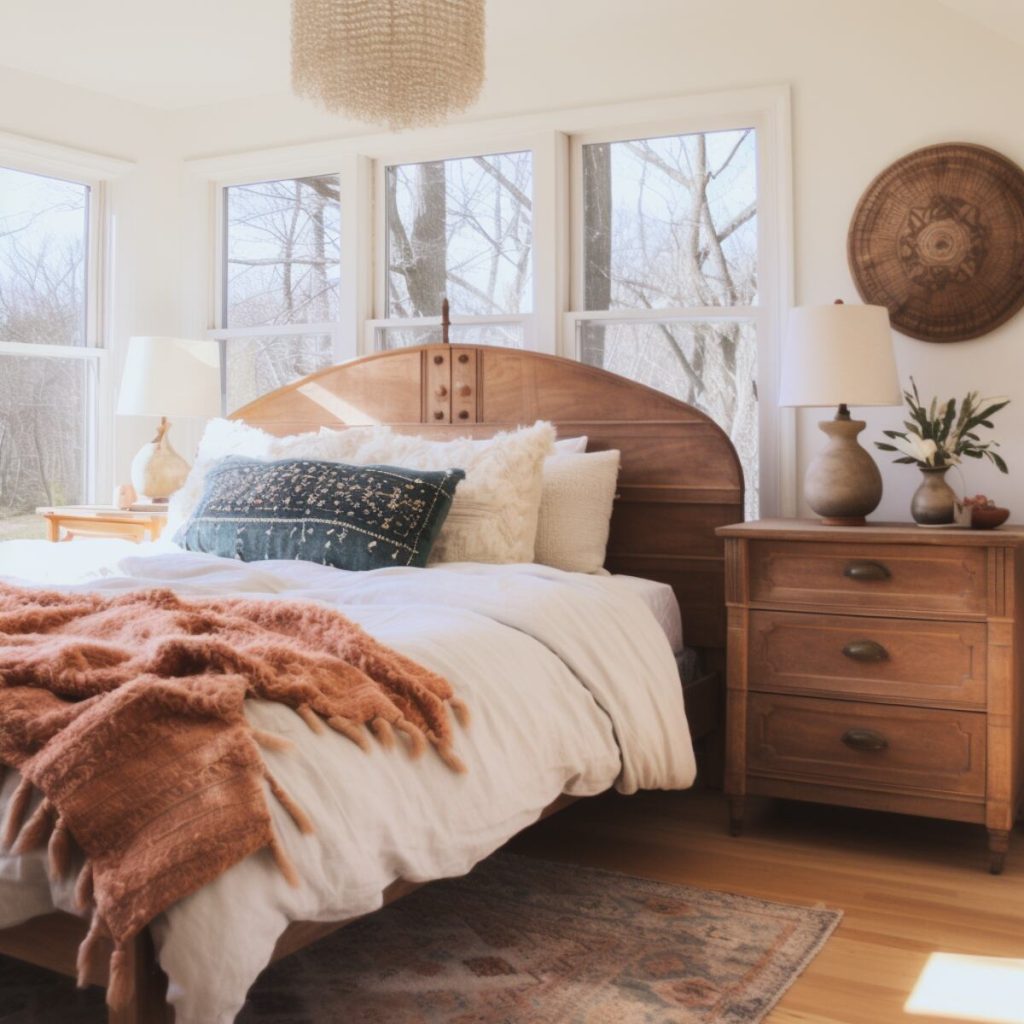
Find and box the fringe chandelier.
[291,0,486,131]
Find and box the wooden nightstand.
[37,505,167,543]
[717,518,1024,873]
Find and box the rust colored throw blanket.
[0,582,467,1010]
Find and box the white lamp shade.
[117,336,221,418]
[779,304,901,409]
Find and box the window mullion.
[210,323,340,340]
[570,306,759,323]
[531,131,568,356]
[0,341,107,360]
[340,155,371,360]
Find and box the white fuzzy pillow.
[319,420,556,564]
[535,450,621,573]
[166,419,369,537]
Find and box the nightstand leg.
[728,796,745,837]
[988,829,1010,875]
[45,517,60,542]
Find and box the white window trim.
[366,131,563,354]
[206,161,367,373]
[0,133,132,510]
[185,84,793,516]
[365,314,534,353]
[566,101,792,517]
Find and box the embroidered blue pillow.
[177,456,464,570]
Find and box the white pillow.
[534,450,621,573]
[553,435,588,453]
[318,420,556,564]
[166,419,368,537]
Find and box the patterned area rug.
[0,853,841,1023]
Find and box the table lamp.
[116,336,221,502]
[780,301,900,525]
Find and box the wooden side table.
[717,518,1024,873]
[37,506,167,543]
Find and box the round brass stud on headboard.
[458,410,469,420]
[433,410,444,420]
[433,354,444,365]
[458,353,469,364]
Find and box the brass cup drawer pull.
[841,728,889,752]
[842,560,891,582]
[841,639,889,663]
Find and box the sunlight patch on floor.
[906,953,1024,1023]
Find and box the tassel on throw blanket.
[0,583,469,1011]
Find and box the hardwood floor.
[509,787,1024,1024]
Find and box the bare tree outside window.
[382,151,532,346]
[225,334,334,413]
[221,175,341,410]
[0,167,91,539]
[579,128,759,514]
[374,322,524,349]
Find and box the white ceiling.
[0,0,292,109]
[0,0,1021,112]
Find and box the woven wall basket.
[848,143,1024,342]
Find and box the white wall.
[6,0,1024,519]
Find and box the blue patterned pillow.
[177,456,464,570]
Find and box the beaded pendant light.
[291,0,486,131]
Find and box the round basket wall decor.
[848,142,1024,342]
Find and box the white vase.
[130,420,190,501]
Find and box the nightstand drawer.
[747,693,986,798]
[748,610,987,708]
[747,540,987,616]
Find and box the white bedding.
[607,573,684,653]
[0,543,694,1024]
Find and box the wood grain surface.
[512,787,1024,1024]
[720,519,1024,873]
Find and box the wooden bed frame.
[0,343,744,1023]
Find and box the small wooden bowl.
[971,506,1010,529]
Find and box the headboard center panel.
[231,343,744,649]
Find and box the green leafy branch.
[875,377,1008,473]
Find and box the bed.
[0,342,743,1024]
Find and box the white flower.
[891,434,938,464]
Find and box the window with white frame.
[570,126,761,515]
[217,174,341,412]
[374,150,533,350]
[200,89,789,514]
[0,165,98,539]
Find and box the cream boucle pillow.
[535,449,621,573]
[319,420,556,564]
[166,419,369,537]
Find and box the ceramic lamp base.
[129,417,190,502]
[804,416,883,525]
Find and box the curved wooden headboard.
[231,344,744,650]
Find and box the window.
[374,150,533,350]
[571,127,761,515]
[0,166,97,539]
[218,174,341,411]
[200,88,789,513]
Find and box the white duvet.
[0,541,695,1024]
